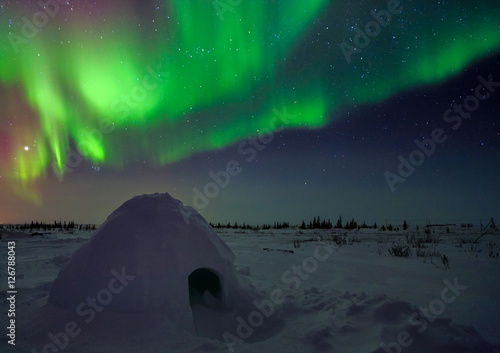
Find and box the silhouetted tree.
[336,216,343,229]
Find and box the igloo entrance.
[188,268,223,309]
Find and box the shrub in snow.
[388,244,411,257]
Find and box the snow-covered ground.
[1,226,499,353]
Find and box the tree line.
[209,221,291,230]
[3,221,97,231]
[210,216,384,231]
[299,215,379,230]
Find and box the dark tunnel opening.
[188,268,222,308]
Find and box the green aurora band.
[0,0,499,200]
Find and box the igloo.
[48,193,242,332]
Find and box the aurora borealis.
[0,0,499,224]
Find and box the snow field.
[1,226,499,352]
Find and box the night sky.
[0,0,499,225]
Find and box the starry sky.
[0,0,499,225]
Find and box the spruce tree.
[336,216,343,229]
